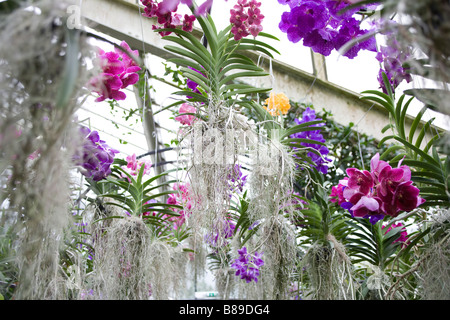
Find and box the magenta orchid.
[141,0,213,36]
[121,153,153,181]
[334,153,425,224]
[330,177,348,206]
[382,222,409,248]
[230,0,264,40]
[166,183,194,229]
[89,41,141,102]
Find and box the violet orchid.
[289,107,331,174]
[376,34,412,94]
[231,247,264,283]
[75,126,119,181]
[278,0,377,58]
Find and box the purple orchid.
[277,0,377,58]
[75,126,119,181]
[290,107,331,174]
[231,247,264,283]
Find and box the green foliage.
[0,225,17,300]
[361,73,450,208]
[345,217,403,269]
[157,13,278,112]
[86,160,188,242]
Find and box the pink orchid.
[175,103,197,125]
[346,168,374,195]
[141,0,198,36]
[90,42,141,102]
[159,0,180,14]
[370,152,390,182]
[330,177,348,205]
[336,153,425,222]
[229,0,264,40]
[382,222,409,247]
[121,153,152,181]
[349,195,381,218]
[165,183,194,229]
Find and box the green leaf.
[360,95,394,116]
[283,137,326,147]
[180,67,211,93]
[408,105,427,144]
[164,45,210,70]
[238,38,281,55]
[161,35,211,68]
[281,120,325,139]
[195,14,219,59]
[222,87,271,99]
[398,95,414,139]
[218,70,269,88]
[56,28,80,109]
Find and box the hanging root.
[0,0,95,299]
[418,209,450,300]
[301,235,355,300]
[259,216,298,300]
[86,214,188,300]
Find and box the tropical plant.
[361,73,449,209]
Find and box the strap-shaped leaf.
[99,194,134,213]
[164,45,210,70]
[234,44,276,58]
[161,35,212,68]
[390,135,439,165]
[218,57,259,71]
[218,63,265,79]
[281,120,325,139]
[423,134,440,155]
[411,170,446,182]
[153,100,185,116]
[218,53,255,69]
[237,38,281,55]
[221,86,271,99]
[172,90,209,103]
[257,32,280,41]
[399,95,414,139]
[283,137,326,146]
[158,27,211,58]
[379,145,405,160]
[195,14,219,59]
[360,94,394,116]
[415,117,435,149]
[218,70,269,88]
[395,94,405,127]
[180,66,211,93]
[167,57,205,75]
[401,159,443,175]
[408,105,427,144]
